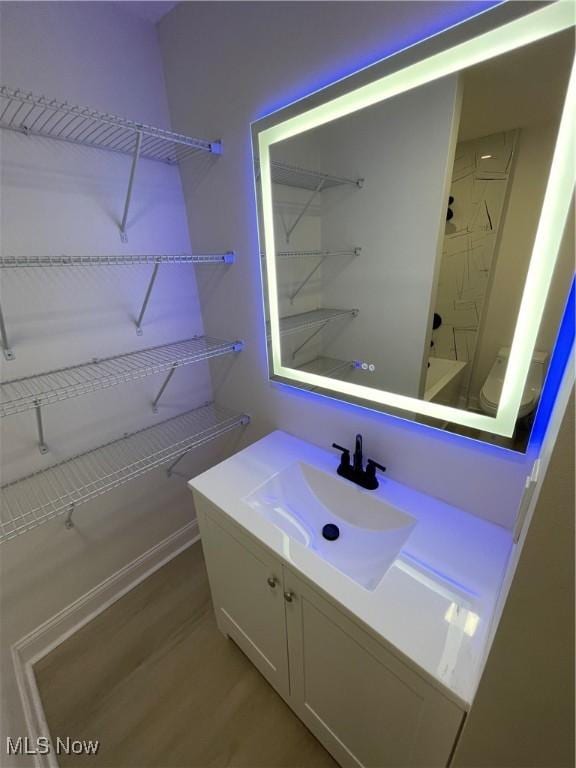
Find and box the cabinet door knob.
[284,590,295,603]
[267,576,278,588]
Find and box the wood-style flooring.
[35,542,338,768]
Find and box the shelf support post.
[0,302,14,360]
[64,504,75,530]
[289,255,327,304]
[284,178,325,243]
[166,449,190,479]
[152,364,177,412]
[119,130,143,243]
[135,262,160,335]
[291,321,329,360]
[289,248,361,302]
[34,400,49,454]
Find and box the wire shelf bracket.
[255,159,363,243]
[0,253,235,357]
[149,335,243,412]
[135,261,160,335]
[166,450,190,479]
[1,337,244,424]
[280,177,325,244]
[272,163,363,244]
[283,248,361,303]
[133,252,234,335]
[0,402,250,543]
[0,303,14,361]
[33,400,49,455]
[120,130,143,242]
[268,308,358,359]
[0,85,223,242]
[292,323,329,359]
[152,364,177,413]
[64,505,75,530]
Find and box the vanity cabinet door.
[284,569,464,768]
[198,505,290,698]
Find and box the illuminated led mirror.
[253,2,575,451]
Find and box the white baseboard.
[11,520,200,768]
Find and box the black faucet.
[353,434,363,473]
[332,434,386,490]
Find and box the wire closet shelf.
[268,161,363,191]
[276,308,359,336]
[0,337,243,417]
[0,403,249,543]
[0,253,235,268]
[0,253,235,360]
[273,249,361,259]
[298,356,353,377]
[0,85,221,163]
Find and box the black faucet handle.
[366,458,386,475]
[332,443,351,468]
[364,459,386,490]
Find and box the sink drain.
[322,523,340,541]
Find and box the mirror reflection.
[261,29,574,451]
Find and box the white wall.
[318,78,460,397]
[158,0,532,529]
[0,2,245,755]
[453,383,575,768]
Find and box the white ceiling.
[118,1,178,25]
[458,28,573,142]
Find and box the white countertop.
[188,430,512,708]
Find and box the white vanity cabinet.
[197,497,465,768]
[284,569,465,768]
[199,508,290,699]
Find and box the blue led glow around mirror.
[256,2,576,438]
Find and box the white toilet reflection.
[479,347,549,419]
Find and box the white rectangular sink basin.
[244,461,416,591]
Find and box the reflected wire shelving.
[275,249,360,260]
[296,356,354,391]
[270,161,363,191]
[268,308,358,360]
[0,253,235,360]
[261,155,363,376]
[0,403,249,543]
[274,248,361,303]
[298,356,353,377]
[277,308,358,336]
[266,161,363,243]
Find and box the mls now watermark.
[6,736,100,756]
